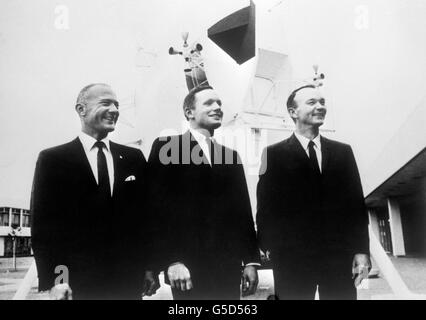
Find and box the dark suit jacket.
[31,138,150,299]
[148,131,260,288]
[256,134,369,264]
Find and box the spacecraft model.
[169,32,209,91]
[312,64,325,87]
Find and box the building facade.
[0,206,32,257]
[365,100,426,258]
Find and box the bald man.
[31,84,159,299]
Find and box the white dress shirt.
[189,128,215,166]
[79,132,115,195]
[294,132,322,173]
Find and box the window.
[22,211,30,228]
[0,207,10,226]
[11,208,21,228]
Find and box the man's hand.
[49,283,73,300]
[167,263,193,291]
[241,265,258,297]
[142,271,160,297]
[352,253,371,288]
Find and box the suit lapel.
[70,138,98,187]
[320,136,332,174]
[184,130,211,167]
[110,142,123,197]
[288,134,312,169]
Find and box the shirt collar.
[78,131,111,153]
[294,131,321,151]
[189,128,215,144]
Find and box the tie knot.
[94,141,106,150]
[206,136,215,145]
[308,140,316,149]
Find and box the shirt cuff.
[245,263,261,267]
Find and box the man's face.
[290,87,327,128]
[81,85,119,135]
[189,89,223,131]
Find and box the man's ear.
[75,104,86,117]
[184,107,194,120]
[288,107,297,121]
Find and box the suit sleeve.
[147,138,176,271]
[30,151,64,291]
[256,147,278,253]
[234,153,260,265]
[344,146,370,255]
[131,148,159,274]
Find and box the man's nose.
[212,102,222,111]
[213,104,224,117]
[315,102,326,111]
[108,104,119,117]
[108,104,119,113]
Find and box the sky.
[0,0,425,208]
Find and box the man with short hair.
[149,85,260,300]
[256,85,370,300]
[31,83,159,299]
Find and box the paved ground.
[0,257,42,300]
[390,256,426,294]
[1,256,424,300]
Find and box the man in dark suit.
[256,85,370,300]
[31,83,159,300]
[148,85,260,300]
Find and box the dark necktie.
[308,140,321,175]
[94,141,111,197]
